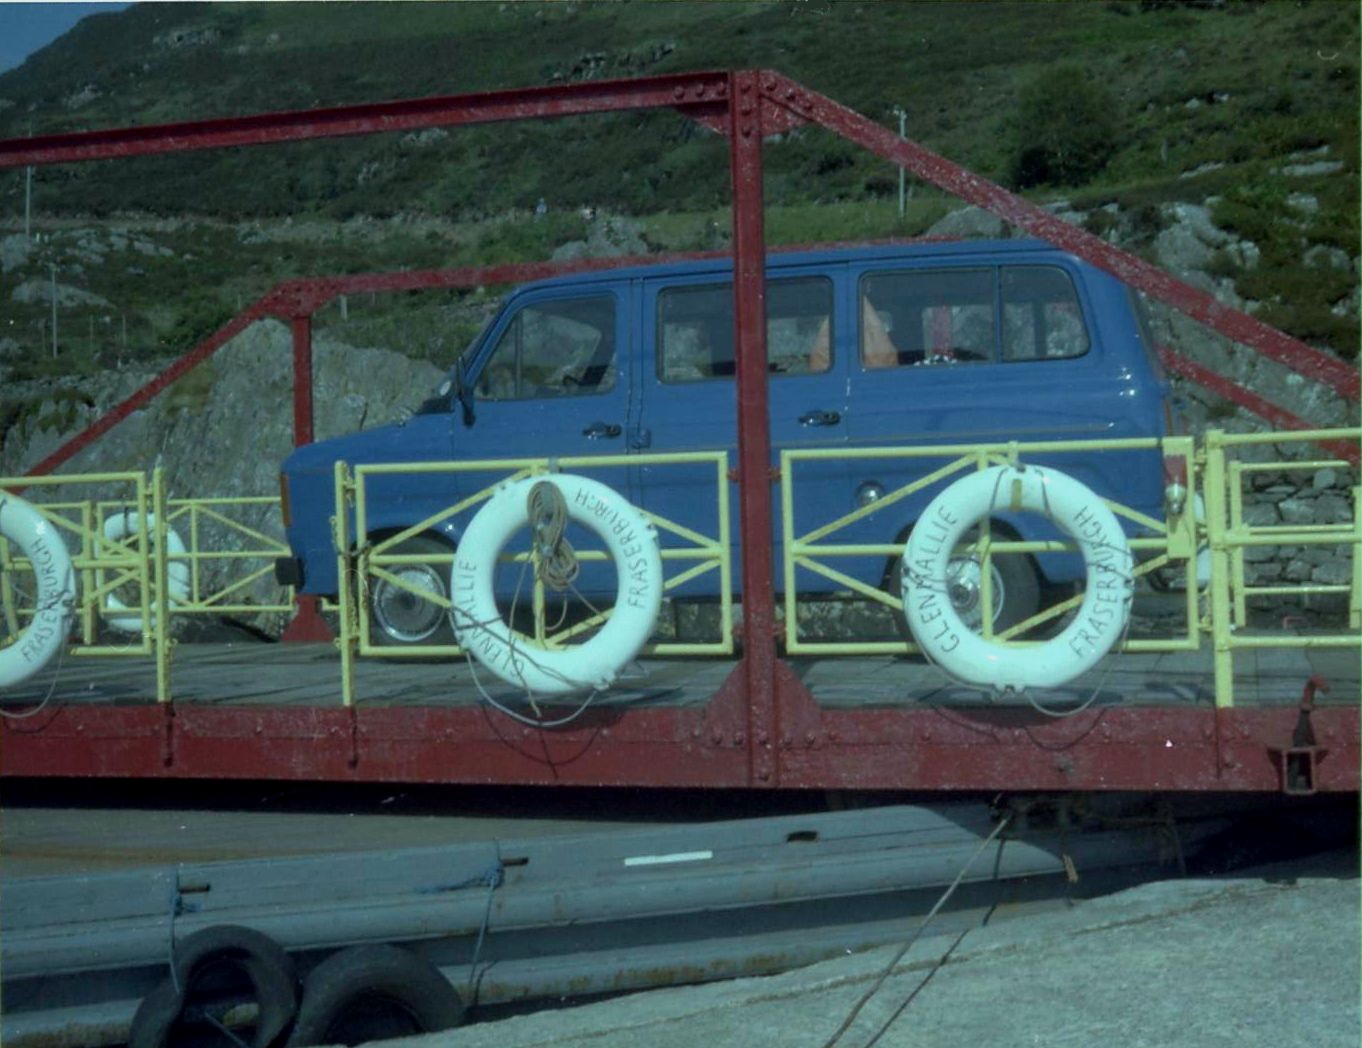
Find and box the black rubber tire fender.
[285,944,466,1047]
[128,924,298,1048]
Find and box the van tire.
[367,535,456,648]
[285,945,465,1047]
[888,524,1041,644]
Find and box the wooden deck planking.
[1,640,1355,713]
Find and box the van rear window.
[658,277,833,382]
[857,265,1090,366]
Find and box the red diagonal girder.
[1158,348,1359,466]
[756,72,1359,404]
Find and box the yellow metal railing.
[780,436,1201,658]
[1204,427,1361,708]
[3,428,1355,711]
[1,471,169,693]
[336,452,732,706]
[2,469,293,702]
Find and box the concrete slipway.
[392,858,1359,1048]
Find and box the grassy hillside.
[0,0,1356,383]
[2,1,1356,218]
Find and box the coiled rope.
[526,480,579,593]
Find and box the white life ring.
[102,512,190,634]
[451,474,662,695]
[901,465,1134,692]
[0,495,76,689]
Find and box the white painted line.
[623,849,714,868]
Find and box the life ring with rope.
[451,474,662,695]
[0,494,76,689]
[102,511,190,634]
[900,464,1134,692]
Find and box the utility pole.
[891,106,907,217]
[25,121,33,241]
[49,263,58,358]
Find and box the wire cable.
[819,810,1014,1048]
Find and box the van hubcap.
[372,565,446,643]
[945,557,1004,631]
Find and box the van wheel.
[368,536,456,647]
[888,526,1041,643]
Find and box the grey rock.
[1312,561,1352,586]
[1226,240,1260,269]
[1282,558,1313,582]
[1274,497,1316,526]
[1278,160,1344,177]
[1310,494,1353,523]
[1312,468,1339,491]
[1178,161,1224,180]
[10,280,112,308]
[1286,193,1320,216]
[552,214,649,261]
[926,206,1008,240]
[63,83,102,109]
[1303,244,1351,271]
[1,233,32,274]
[1161,203,1233,248]
[1240,503,1279,527]
[1153,224,1214,274]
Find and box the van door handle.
[799,410,841,427]
[582,421,623,439]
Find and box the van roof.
[513,237,1077,295]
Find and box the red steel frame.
[1,70,1356,792]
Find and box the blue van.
[276,239,1174,646]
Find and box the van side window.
[1001,266,1090,361]
[658,277,833,382]
[859,268,995,367]
[477,295,616,400]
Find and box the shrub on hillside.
[1009,64,1120,189]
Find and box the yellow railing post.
[1351,485,1361,632]
[334,461,356,708]
[1228,460,1248,627]
[1201,433,1235,708]
[152,466,172,703]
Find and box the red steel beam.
[2,703,1356,793]
[0,72,731,167]
[728,71,781,787]
[757,71,1360,404]
[1159,347,1360,465]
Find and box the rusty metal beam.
[756,71,1360,404]
[1,702,1356,793]
[0,72,732,168]
[1159,347,1360,465]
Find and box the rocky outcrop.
[2,320,441,635]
